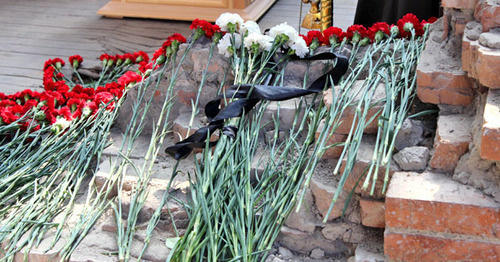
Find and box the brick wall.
[387,0,500,260]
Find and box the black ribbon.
[166,52,349,160]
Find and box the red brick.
[309,175,350,221]
[442,13,450,39]
[481,89,500,160]
[315,129,346,159]
[462,35,500,89]
[386,172,500,238]
[177,90,196,106]
[430,114,472,173]
[417,69,474,106]
[475,0,500,32]
[384,231,500,261]
[359,198,385,228]
[442,0,478,9]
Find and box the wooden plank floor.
[0,0,356,94]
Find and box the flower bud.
[403,22,414,32]
[213,32,223,44]
[193,28,204,41]
[309,39,320,51]
[374,31,385,43]
[359,37,370,46]
[35,110,46,121]
[156,54,166,65]
[329,36,338,47]
[227,23,236,34]
[350,32,361,44]
[390,26,400,37]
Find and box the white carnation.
[51,116,71,133]
[215,13,244,32]
[244,33,273,52]
[268,22,299,46]
[289,37,309,58]
[217,33,242,57]
[240,21,261,36]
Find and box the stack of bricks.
[386,0,500,260]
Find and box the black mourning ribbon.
[166,52,349,160]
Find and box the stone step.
[340,135,400,199]
[384,171,500,261]
[309,136,400,222]
[462,28,500,89]
[430,113,473,173]
[172,111,213,143]
[481,88,500,160]
[260,98,307,132]
[323,80,386,135]
[417,29,474,106]
[315,119,347,159]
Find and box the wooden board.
[97,0,277,22]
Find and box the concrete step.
[384,171,500,261]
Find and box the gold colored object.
[301,0,321,29]
[301,0,333,31]
[320,0,333,31]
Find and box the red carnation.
[397,13,423,38]
[123,53,136,64]
[43,59,53,71]
[191,19,218,39]
[427,17,437,24]
[138,61,153,74]
[347,24,367,44]
[94,92,115,110]
[44,58,65,70]
[421,17,438,31]
[69,55,83,68]
[118,71,143,87]
[152,47,166,64]
[115,54,124,66]
[134,51,149,64]
[100,54,110,61]
[302,30,325,49]
[162,39,172,49]
[169,33,187,44]
[168,33,187,52]
[56,106,73,120]
[368,22,390,42]
[82,101,97,117]
[323,26,346,46]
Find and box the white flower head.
[215,13,244,32]
[268,22,300,46]
[240,21,261,36]
[51,116,71,134]
[289,37,309,58]
[244,33,273,53]
[217,33,242,57]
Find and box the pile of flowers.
[301,13,436,48]
[0,32,187,134]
